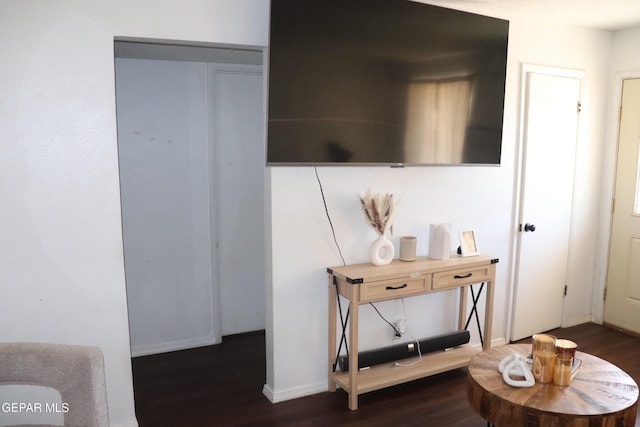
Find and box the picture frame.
[459,229,479,257]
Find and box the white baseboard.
[131,335,218,357]
[262,384,276,402]
[262,380,327,404]
[489,336,507,347]
[470,337,506,349]
[563,315,594,328]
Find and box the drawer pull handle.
[454,273,473,279]
[386,284,408,290]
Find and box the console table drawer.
[360,277,429,302]
[432,266,490,290]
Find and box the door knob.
[524,223,536,232]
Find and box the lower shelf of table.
[330,345,481,395]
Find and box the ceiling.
[113,0,640,65]
[423,0,640,30]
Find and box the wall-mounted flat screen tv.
[267,0,509,166]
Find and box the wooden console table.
[327,254,498,410]
[467,344,639,426]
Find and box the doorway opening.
[113,39,266,356]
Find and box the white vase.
[369,235,394,266]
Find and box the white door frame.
[507,63,583,341]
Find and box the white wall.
[0,1,269,426]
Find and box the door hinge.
[612,198,615,213]
[603,287,607,301]
[564,285,568,296]
[577,101,582,113]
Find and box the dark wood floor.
[132,323,640,426]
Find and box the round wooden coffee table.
[467,344,639,426]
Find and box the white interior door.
[604,78,640,333]
[511,65,582,341]
[210,65,266,336]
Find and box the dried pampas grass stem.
[359,189,398,236]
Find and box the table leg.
[348,300,359,410]
[328,274,337,392]
[483,265,495,350]
[458,286,468,331]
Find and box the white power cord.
[394,299,422,367]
